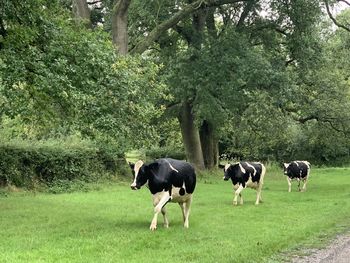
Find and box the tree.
[101,0,328,168]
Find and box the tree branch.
[87,0,102,4]
[173,25,193,44]
[325,0,350,32]
[337,0,350,6]
[297,115,319,124]
[285,58,295,66]
[0,18,7,39]
[206,7,218,38]
[130,0,249,54]
[236,0,255,29]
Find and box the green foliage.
[0,138,128,190]
[0,2,166,150]
[145,146,186,161]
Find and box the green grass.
[1,168,350,262]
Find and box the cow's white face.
[283,163,290,174]
[130,160,144,190]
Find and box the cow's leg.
[179,202,185,222]
[287,177,292,192]
[161,206,169,228]
[297,179,301,191]
[150,191,171,231]
[259,192,263,203]
[239,193,243,205]
[302,169,310,192]
[183,195,192,228]
[233,185,244,205]
[255,183,263,205]
[301,178,308,192]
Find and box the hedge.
[145,146,186,161]
[0,141,129,189]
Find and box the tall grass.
[0,167,350,262]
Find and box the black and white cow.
[283,161,311,192]
[221,162,266,206]
[129,158,196,231]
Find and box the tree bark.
[178,101,205,170]
[206,8,217,38]
[72,0,92,28]
[111,0,131,55]
[200,120,219,169]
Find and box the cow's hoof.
[233,202,238,206]
[164,224,169,228]
[150,224,157,231]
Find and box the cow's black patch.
[285,161,310,180]
[179,187,185,196]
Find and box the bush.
[0,139,128,190]
[145,146,186,161]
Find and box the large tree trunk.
[111,0,131,55]
[72,0,91,28]
[200,120,219,169]
[178,101,205,170]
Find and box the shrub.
[0,139,128,190]
[145,146,186,161]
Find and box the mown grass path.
[1,168,350,262]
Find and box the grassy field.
[1,167,350,262]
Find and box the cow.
[220,162,266,206]
[283,161,311,192]
[129,158,196,231]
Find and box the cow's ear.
[283,163,288,169]
[128,162,135,170]
[218,164,225,169]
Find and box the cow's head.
[283,163,290,175]
[223,163,245,181]
[129,160,159,190]
[222,164,231,180]
[129,160,146,190]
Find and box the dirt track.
[291,233,350,263]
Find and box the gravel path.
[291,233,350,263]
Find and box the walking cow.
[129,158,196,231]
[283,161,311,192]
[221,162,266,206]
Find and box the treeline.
[0,0,349,189]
